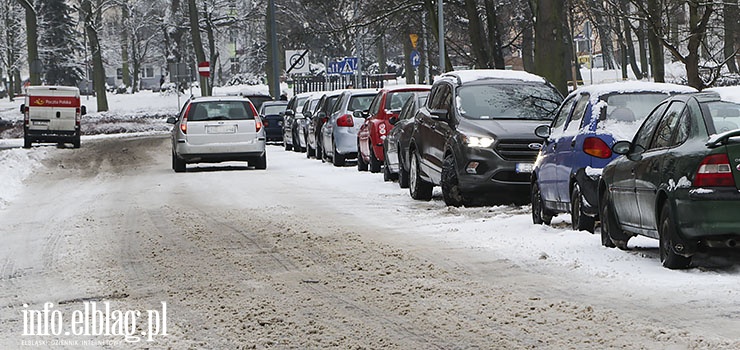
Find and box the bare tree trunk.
[204,6,216,96]
[636,21,650,78]
[377,30,386,74]
[423,0,453,72]
[613,11,628,80]
[464,0,490,69]
[16,0,40,85]
[534,0,568,95]
[521,2,535,72]
[81,0,108,111]
[121,1,131,91]
[188,0,208,96]
[620,0,642,79]
[684,1,712,89]
[647,0,665,82]
[592,1,615,70]
[484,0,505,69]
[724,0,738,74]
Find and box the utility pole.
[268,0,280,99]
[354,0,362,88]
[438,0,445,73]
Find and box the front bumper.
[454,146,533,195]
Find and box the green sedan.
[599,91,740,269]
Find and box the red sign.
[29,96,80,108]
[198,61,210,77]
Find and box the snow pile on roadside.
[0,148,46,209]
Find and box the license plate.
[206,125,236,134]
[516,163,534,173]
[32,120,49,126]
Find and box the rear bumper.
[175,138,265,162]
[676,189,740,239]
[333,127,359,155]
[26,129,79,143]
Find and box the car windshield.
[704,101,740,134]
[188,101,254,121]
[262,104,286,115]
[601,93,670,123]
[348,95,374,111]
[385,91,417,111]
[455,83,561,120]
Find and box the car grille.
[495,139,541,161]
[492,171,532,183]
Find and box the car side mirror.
[612,140,632,155]
[284,109,294,116]
[353,110,368,119]
[166,117,177,124]
[429,108,449,121]
[534,125,550,139]
[389,116,399,125]
[304,111,313,118]
[20,104,25,114]
[80,106,87,115]
[317,112,326,119]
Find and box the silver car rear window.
[188,101,255,121]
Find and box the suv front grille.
[495,139,541,161]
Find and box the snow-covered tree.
[38,0,83,86]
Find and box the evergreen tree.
[38,0,83,86]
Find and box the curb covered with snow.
[0,147,47,209]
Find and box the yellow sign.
[409,34,419,49]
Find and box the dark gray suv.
[407,70,563,206]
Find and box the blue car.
[531,82,696,232]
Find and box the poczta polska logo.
[22,301,168,343]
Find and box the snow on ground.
[1,77,739,287]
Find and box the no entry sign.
[198,62,210,77]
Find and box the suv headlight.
[464,135,495,148]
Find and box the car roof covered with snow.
[566,81,697,104]
[440,69,548,85]
[705,86,740,104]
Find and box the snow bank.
[0,147,47,209]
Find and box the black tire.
[599,190,617,248]
[284,141,292,151]
[398,160,410,189]
[357,140,368,172]
[659,202,692,269]
[599,190,630,250]
[23,137,32,149]
[571,183,595,233]
[173,151,186,173]
[254,153,267,170]
[306,140,315,158]
[441,154,467,207]
[409,149,433,201]
[72,135,81,149]
[314,139,324,160]
[332,140,346,167]
[531,181,553,225]
[369,145,381,173]
[383,161,392,182]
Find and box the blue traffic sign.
[327,57,358,75]
[410,50,421,68]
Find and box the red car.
[357,85,430,172]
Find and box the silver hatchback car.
[320,89,377,166]
[167,96,266,172]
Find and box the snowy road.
[1,135,739,349]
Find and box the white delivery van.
[21,86,87,148]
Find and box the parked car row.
[277,71,740,269]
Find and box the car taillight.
[24,106,29,127]
[583,137,612,159]
[256,117,263,132]
[75,107,81,126]
[337,114,353,127]
[693,154,735,187]
[263,119,269,127]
